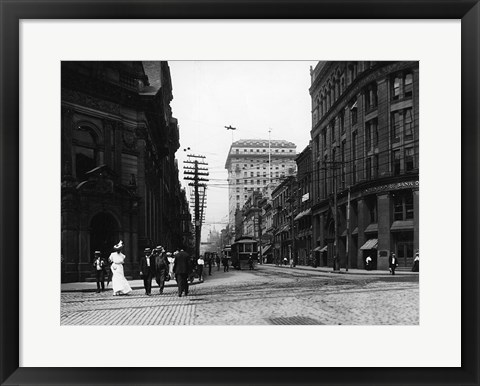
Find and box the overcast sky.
[169,61,317,240]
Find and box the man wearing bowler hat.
[92,251,106,293]
[140,247,154,296]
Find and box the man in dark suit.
[92,251,107,293]
[154,246,169,294]
[140,247,155,296]
[173,249,192,297]
[389,252,398,275]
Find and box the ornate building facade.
[310,61,419,270]
[61,61,191,282]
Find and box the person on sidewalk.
[389,252,398,275]
[197,255,205,282]
[412,251,419,272]
[92,251,107,293]
[216,254,221,271]
[207,254,213,276]
[365,255,372,271]
[222,255,229,272]
[173,249,192,297]
[248,254,254,270]
[154,246,169,294]
[109,241,132,296]
[167,252,175,280]
[140,247,154,296]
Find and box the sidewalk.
[261,263,419,276]
[61,264,418,293]
[61,265,230,293]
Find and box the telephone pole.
[323,149,343,271]
[184,154,209,258]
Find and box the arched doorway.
[90,212,120,261]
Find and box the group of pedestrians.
[140,246,171,296]
[92,241,237,298]
[92,240,133,295]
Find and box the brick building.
[309,61,419,270]
[61,61,191,282]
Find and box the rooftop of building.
[230,139,296,148]
[225,139,297,169]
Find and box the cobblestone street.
[61,265,419,326]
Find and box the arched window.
[73,125,97,181]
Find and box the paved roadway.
[61,265,419,326]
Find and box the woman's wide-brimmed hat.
[114,240,123,250]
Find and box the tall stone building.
[310,61,419,270]
[61,61,191,282]
[224,139,297,240]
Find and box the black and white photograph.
[60,60,419,326]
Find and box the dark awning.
[360,238,378,250]
[294,208,312,221]
[262,245,272,254]
[390,220,414,232]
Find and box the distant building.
[272,176,296,265]
[61,61,191,282]
[309,61,419,270]
[294,144,313,266]
[224,139,297,241]
[258,194,274,263]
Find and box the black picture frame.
[1,1,479,385]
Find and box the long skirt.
[111,263,132,295]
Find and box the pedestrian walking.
[139,247,154,296]
[207,254,213,276]
[108,241,132,296]
[197,255,205,282]
[412,251,419,272]
[248,254,254,270]
[173,249,192,297]
[92,251,107,293]
[365,255,372,271]
[167,251,175,279]
[216,254,221,271]
[389,252,398,275]
[222,255,229,272]
[283,256,288,266]
[154,246,169,294]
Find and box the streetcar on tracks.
[231,236,258,270]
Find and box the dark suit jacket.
[154,253,169,272]
[92,258,107,272]
[388,255,398,267]
[173,251,191,275]
[140,255,155,277]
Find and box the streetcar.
[231,236,258,270]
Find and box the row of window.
[318,146,416,197]
[237,176,282,185]
[314,107,414,160]
[313,69,414,126]
[235,148,294,154]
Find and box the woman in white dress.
[167,252,175,279]
[109,240,132,296]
